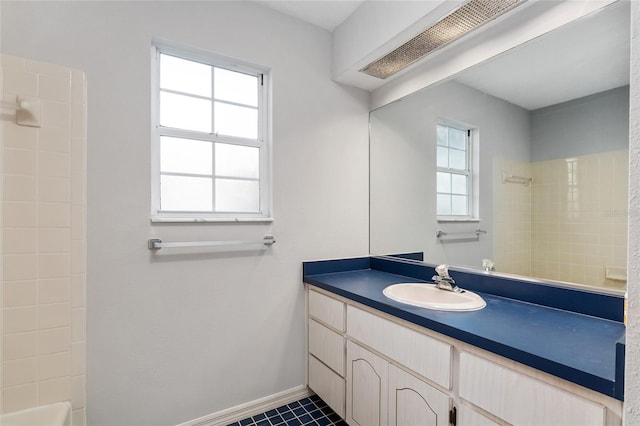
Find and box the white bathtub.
[0,402,71,426]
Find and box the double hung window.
[151,43,271,221]
[436,123,473,219]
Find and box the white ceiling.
[454,0,630,110]
[256,0,629,110]
[259,0,364,32]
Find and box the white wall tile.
[39,151,71,178]
[38,278,71,304]
[3,331,38,361]
[25,60,70,80]
[71,341,86,376]
[39,228,72,253]
[71,206,84,240]
[2,57,86,415]
[72,408,86,426]
[3,307,38,333]
[2,147,36,175]
[38,254,71,278]
[2,383,38,413]
[71,240,84,274]
[38,303,71,329]
[39,127,70,153]
[71,375,85,410]
[42,100,70,129]
[38,203,71,228]
[38,176,71,203]
[1,54,26,71]
[38,376,71,405]
[3,281,37,308]
[71,274,86,308]
[71,308,86,342]
[3,358,38,387]
[39,327,71,355]
[3,68,38,97]
[3,175,36,202]
[1,121,37,150]
[39,75,70,103]
[2,228,37,255]
[39,351,71,380]
[2,254,37,281]
[3,202,37,228]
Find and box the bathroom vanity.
[303,257,625,425]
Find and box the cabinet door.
[346,340,388,426]
[388,364,450,426]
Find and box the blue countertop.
[303,257,626,400]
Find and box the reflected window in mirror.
[436,123,475,220]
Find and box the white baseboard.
[177,385,313,426]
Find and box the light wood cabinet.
[346,340,388,426]
[307,287,622,426]
[308,289,347,418]
[388,364,450,426]
[459,352,607,426]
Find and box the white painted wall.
[531,86,629,161]
[624,1,640,424]
[0,2,370,425]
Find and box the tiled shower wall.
[530,149,628,289]
[1,55,87,425]
[495,150,628,289]
[493,158,533,277]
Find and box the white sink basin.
[383,283,486,311]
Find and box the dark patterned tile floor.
[228,394,347,426]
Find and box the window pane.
[216,143,259,179]
[161,175,212,211]
[437,172,451,193]
[451,195,468,215]
[437,146,449,168]
[214,102,258,139]
[437,194,451,215]
[449,127,467,150]
[449,148,466,170]
[451,174,468,195]
[160,92,212,133]
[161,137,212,175]
[436,125,448,147]
[214,68,258,107]
[216,179,259,212]
[160,54,211,97]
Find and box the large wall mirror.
[370,1,630,292]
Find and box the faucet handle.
[435,264,450,278]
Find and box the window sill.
[151,216,274,224]
[437,218,481,223]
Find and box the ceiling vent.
[360,0,525,79]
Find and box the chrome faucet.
[432,264,464,293]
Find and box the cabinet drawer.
[457,404,500,426]
[309,319,345,376]
[459,352,606,426]
[309,289,345,332]
[347,306,452,389]
[309,354,345,419]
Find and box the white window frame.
[150,41,272,222]
[436,122,478,222]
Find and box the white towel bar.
[148,235,275,250]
